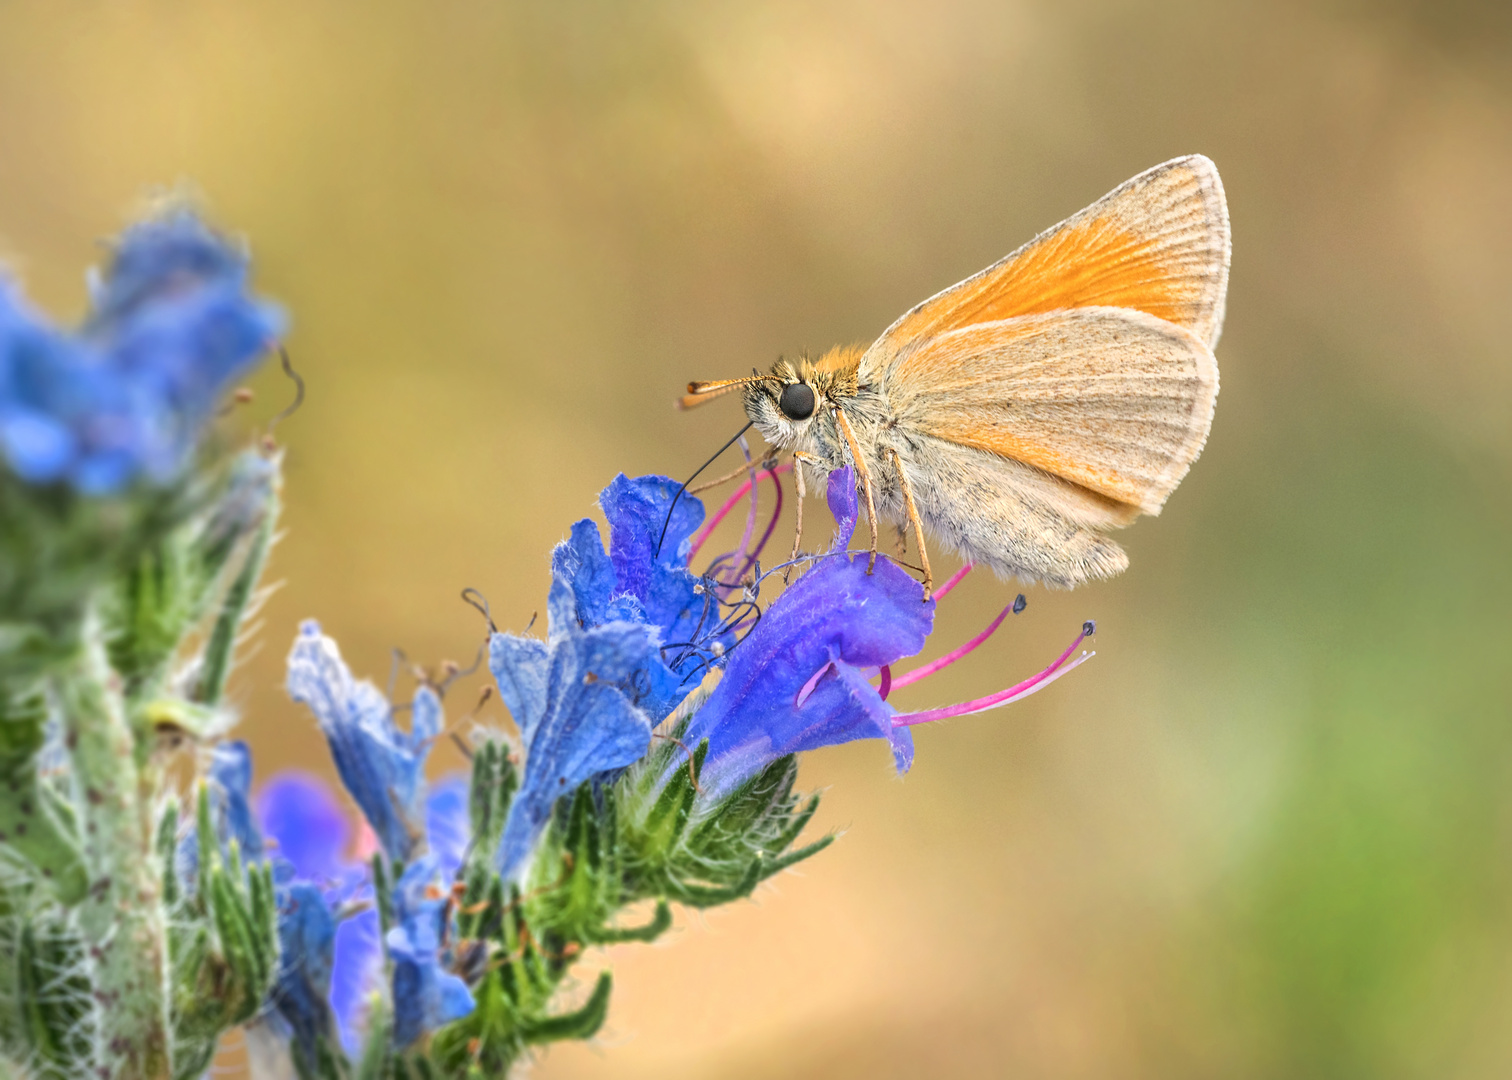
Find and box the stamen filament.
[932,563,973,601]
[890,602,1016,690]
[891,623,1095,727]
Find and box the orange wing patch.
[871,155,1230,357]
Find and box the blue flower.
[330,907,383,1055]
[270,883,339,1068]
[286,620,441,864]
[683,469,934,798]
[202,743,341,1065]
[387,855,475,1047]
[206,740,266,863]
[551,473,733,720]
[0,209,283,493]
[489,575,658,880]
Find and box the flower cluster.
[0,210,283,494]
[228,461,1095,1072]
[0,200,1097,1080]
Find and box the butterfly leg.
[832,406,879,572]
[886,447,933,601]
[785,451,819,583]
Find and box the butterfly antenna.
[656,420,755,559]
[679,373,773,410]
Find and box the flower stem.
[59,623,171,1080]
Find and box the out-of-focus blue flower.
[684,468,934,798]
[202,743,341,1065]
[0,210,283,494]
[207,740,266,862]
[490,575,658,880]
[551,473,733,720]
[330,908,383,1055]
[256,772,352,886]
[271,883,339,1068]
[388,855,475,1047]
[425,775,472,882]
[287,620,441,864]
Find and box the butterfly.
[680,155,1229,598]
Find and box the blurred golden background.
[3,1,1510,1075]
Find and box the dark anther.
[1082,620,1097,636]
[1013,594,1027,614]
[778,382,816,420]
[268,345,306,436]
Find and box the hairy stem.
[59,624,170,1080]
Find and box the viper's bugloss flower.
[685,469,932,797]
[208,732,477,1057]
[0,209,283,493]
[489,575,657,880]
[272,883,340,1064]
[202,742,341,1065]
[326,779,470,1053]
[207,740,267,862]
[552,473,735,719]
[256,772,353,886]
[388,854,476,1047]
[287,620,441,864]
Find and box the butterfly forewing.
[865,154,1230,363]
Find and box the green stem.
[59,624,171,1080]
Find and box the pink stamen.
[877,664,892,701]
[795,662,834,708]
[891,622,1096,727]
[688,461,794,561]
[890,602,1016,691]
[932,563,974,601]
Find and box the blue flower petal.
[686,469,931,796]
[548,474,731,720]
[271,883,339,1067]
[388,856,475,1047]
[551,518,617,627]
[87,211,252,327]
[0,211,283,494]
[600,472,703,606]
[286,621,437,864]
[207,740,265,861]
[330,908,383,1056]
[490,577,656,880]
[426,775,472,882]
[256,773,352,885]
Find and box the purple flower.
[0,210,283,493]
[256,773,353,887]
[286,620,441,864]
[489,575,657,879]
[684,470,933,796]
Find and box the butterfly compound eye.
[778,382,816,420]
